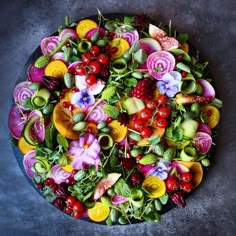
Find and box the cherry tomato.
[155,117,168,128]
[74,63,86,75]
[65,196,77,207]
[86,74,97,86]
[166,178,180,191]
[73,201,83,213]
[157,106,171,118]
[134,119,145,131]
[72,210,83,219]
[98,53,109,65]
[140,127,153,138]
[87,60,101,74]
[64,206,73,214]
[156,94,168,105]
[181,182,194,192]
[140,108,152,121]
[180,172,193,183]
[90,45,100,56]
[81,51,93,63]
[146,100,156,110]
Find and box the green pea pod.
[110,208,119,223]
[154,199,162,211]
[64,72,74,89]
[72,121,86,131]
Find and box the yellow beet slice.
[45,60,68,79]
[87,202,110,222]
[76,19,98,39]
[108,120,128,143]
[110,38,130,59]
[53,100,84,140]
[177,161,203,188]
[200,105,220,129]
[142,176,166,198]
[62,165,73,172]
[18,137,36,154]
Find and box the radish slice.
[139,38,162,55]
[85,27,106,40]
[13,81,35,108]
[197,79,215,101]
[58,28,78,42]
[193,132,212,155]
[115,26,139,45]
[27,63,45,83]
[8,105,28,139]
[146,51,176,80]
[23,150,37,178]
[197,121,212,136]
[40,36,59,55]
[49,164,71,184]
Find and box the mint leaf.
[124,16,134,25]
[147,135,161,145]
[177,33,189,44]
[114,178,131,197]
[103,104,120,119]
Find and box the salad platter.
[8,12,222,225]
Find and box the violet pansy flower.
[69,133,101,170]
[149,160,171,180]
[157,71,181,97]
[70,89,95,108]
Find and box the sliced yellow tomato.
[200,105,220,129]
[177,161,203,188]
[108,120,128,142]
[18,137,36,154]
[45,60,68,79]
[76,19,98,39]
[142,176,166,198]
[87,202,110,222]
[110,38,130,59]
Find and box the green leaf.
[177,33,189,44]
[56,133,69,150]
[176,62,191,73]
[124,78,138,87]
[146,135,161,145]
[159,193,169,205]
[114,178,131,197]
[23,98,35,109]
[103,104,120,119]
[172,127,183,141]
[124,16,134,25]
[129,40,140,54]
[133,49,147,64]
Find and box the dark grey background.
[0,0,235,235]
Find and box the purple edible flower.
[149,160,171,180]
[69,133,100,170]
[70,89,95,108]
[157,71,181,97]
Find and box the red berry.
[111,47,118,53]
[106,117,113,123]
[135,155,143,161]
[72,88,80,93]
[181,71,187,78]
[44,178,54,186]
[130,172,143,185]
[36,183,43,189]
[177,54,183,61]
[59,94,65,100]
[63,101,70,108]
[121,158,135,170]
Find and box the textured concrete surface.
[0,0,236,235]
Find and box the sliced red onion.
[84,100,108,123]
[27,63,45,83]
[196,79,215,101]
[197,121,212,136]
[146,51,176,80]
[115,26,139,45]
[40,36,59,55]
[8,105,28,139]
[112,194,129,206]
[58,28,78,42]
[13,81,35,107]
[49,164,71,184]
[170,161,189,174]
[193,131,213,155]
[23,150,37,179]
[85,27,106,40]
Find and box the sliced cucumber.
[33,162,48,174]
[31,88,51,108]
[122,97,145,115]
[22,116,39,146]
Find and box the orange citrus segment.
[200,105,220,129]
[45,60,68,79]
[177,161,203,188]
[76,19,98,39]
[110,38,130,59]
[142,176,166,198]
[53,100,84,140]
[87,202,110,222]
[108,120,128,142]
[18,137,36,154]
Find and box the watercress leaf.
[176,62,191,73]
[124,16,135,25]
[124,78,138,87]
[23,97,34,109]
[159,193,169,205]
